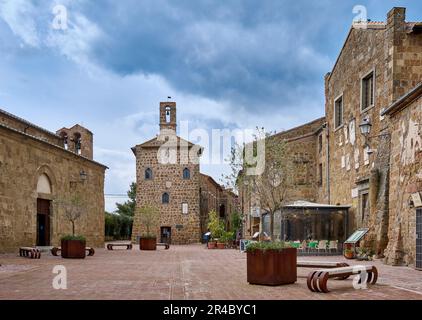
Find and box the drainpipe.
[325,123,331,203]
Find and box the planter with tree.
[59,194,87,259]
[138,205,159,250]
[246,241,297,286]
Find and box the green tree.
[115,182,137,217]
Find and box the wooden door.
[37,199,51,246]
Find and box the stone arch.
[34,165,57,198]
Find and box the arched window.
[145,168,153,180]
[162,192,170,204]
[183,168,190,179]
[73,132,82,155]
[60,132,68,150]
[165,106,171,123]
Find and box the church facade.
[131,102,239,244]
[0,109,107,253]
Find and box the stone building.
[0,109,107,253]
[131,102,239,244]
[382,83,422,267]
[199,174,239,234]
[239,7,422,267]
[324,7,422,262]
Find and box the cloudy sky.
[1,0,421,211]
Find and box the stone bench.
[19,247,41,259]
[107,243,133,250]
[157,243,170,250]
[51,247,95,256]
[307,265,378,293]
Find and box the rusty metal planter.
[140,237,157,250]
[208,241,217,249]
[217,242,226,249]
[247,248,297,286]
[61,240,86,259]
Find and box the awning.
[283,200,351,210]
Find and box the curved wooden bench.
[51,247,95,256]
[19,247,41,259]
[307,265,378,293]
[157,243,170,250]
[107,243,133,250]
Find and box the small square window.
[361,72,374,111]
[334,95,343,129]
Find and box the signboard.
[344,228,369,244]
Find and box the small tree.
[59,193,85,236]
[230,211,242,233]
[225,127,293,241]
[138,205,159,238]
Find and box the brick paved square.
[1,245,421,300]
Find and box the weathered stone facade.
[0,109,107,253]
[325,7,422,262]
[131,102,239,244]
[382,84,422,266]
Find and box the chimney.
[387,7,406,28]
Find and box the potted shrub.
[246,241,297,286]
[138,205,159,250]
[207,210,224,249]
[218,231,234,249]
[343,243,355,259]
[61,235,86,259]
[59,194,87,259]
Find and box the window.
[145,168,153,180]
[318,163,323,185]
[183,168,190,179]
[361,71,374,111]
[360,191,369,222]
[162,192,170,204]
[182,203,188,214]
[165,106,171,123]
[334,95,343,129]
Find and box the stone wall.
[384,95,422,266]
[0,125,106,253]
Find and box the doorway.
[417,209,422,270]
[160,227,171,244]
[37,199,51,246]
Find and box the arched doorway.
[36,173,52,246]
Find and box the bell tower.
[159,102,177,132]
